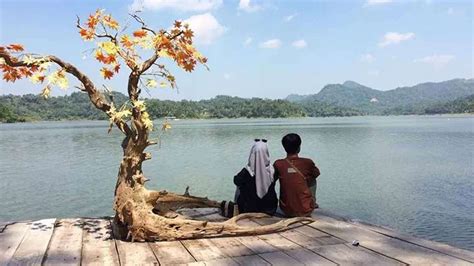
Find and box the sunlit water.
[1,116,473,250]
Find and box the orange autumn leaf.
[183,29,194,39]
[113,64,120,73]
[79,28,94,41]
[96,50,116,64]
[2,68,20,82]
[86,10,102,29]
[103,15,119,30]
[7,44,24,52]
[104,54,117,64]
[133,30,147,38]
[95,50,107,63]
[100,67,114,79]
[18,67,33,77]
[120,35,134,49]
[183,62,195,72]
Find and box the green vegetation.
[0,93,308,122]
[289,78,474,115]
[423,94,474,114]
[2,79,473,123]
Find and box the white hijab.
[245,141,274,199]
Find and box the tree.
[0,10,310,241]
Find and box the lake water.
[0,116,473,251]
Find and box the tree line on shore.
[1,90,473,123]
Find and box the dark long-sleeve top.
[233,168,278,215]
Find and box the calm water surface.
[1,116,473,250]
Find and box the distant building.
[370,97,379,103]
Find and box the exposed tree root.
[114,176,313,242]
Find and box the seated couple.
[221,133,320,218]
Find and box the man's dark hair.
[282,133,301,154]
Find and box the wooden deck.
[1,209,473,265]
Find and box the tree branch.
[0,51,132,136]
[130,13,156,35]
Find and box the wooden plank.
[293,224,329,238]
[311,243,404,265]
[315,211,474,263]
[250,216,301,230]
[9,218,56,266]
[259,251,303,265]
[182,239,227,261]
[237,236,278,254]
[188,257,239,266]
[0,222,30,265]
[43,218,83,265]
[116,240,158,265]
[258,233,300,250]
[81,218,120,266]
[237,219,295,252]
[310,214,387,242]
[227,218,279,254]
[284,248,336,265]
[280,229,320,248]
[233,255,271,265]
[0,221,13,233]
[363,238,473,265]
[280,229,344,249]
[150,240,195,264]
[210,237,254,257]
[355,221,474,263]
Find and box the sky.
[0,0,472,100]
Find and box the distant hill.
[423,94,474,114]
[1,79,473,123]
[288,79,474,115]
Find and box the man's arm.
[311,160,320,179]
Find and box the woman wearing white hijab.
[231,139,278,216]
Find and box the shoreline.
[1,113,473,124]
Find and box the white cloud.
[292,39,307,49]
[238,0,261,12]
[243,37,253,46]
[224,73,231,80]
[183,13,227,45]
[414,54,455,68]
[360,53,376,63]
[447,7,454,15]
[365,0,392,6]
[284,13,297,22]
[378,32,415,47]
[259,39,281,49]
[130,0,222,12]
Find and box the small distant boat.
[164,116,179,121]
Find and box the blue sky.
[0,0,472,100]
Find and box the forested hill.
[0,93,310,122]
[287,78,474,115]
[1,78,473,123]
